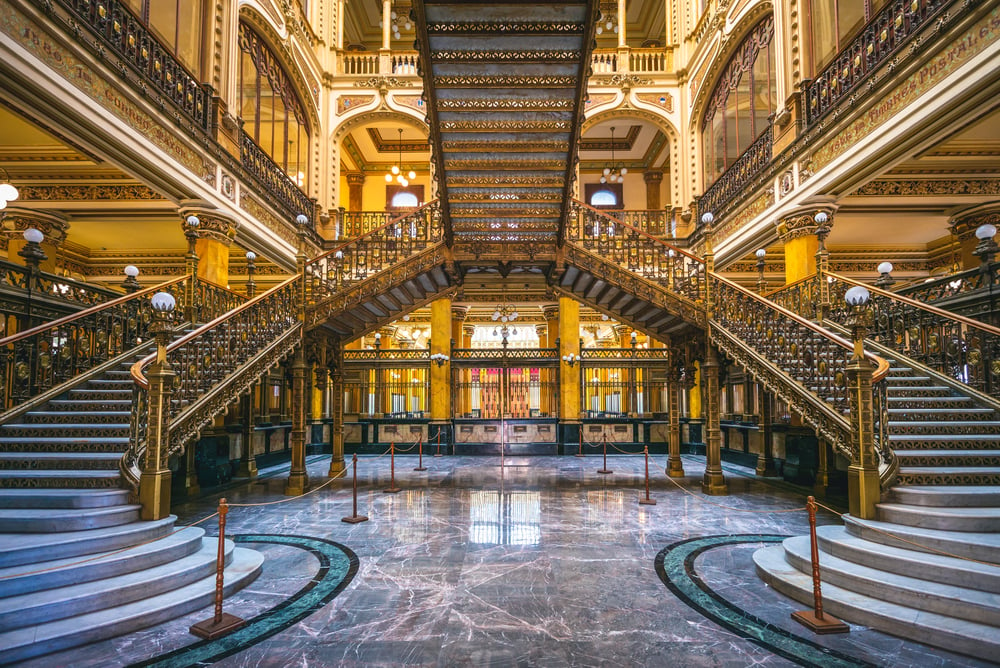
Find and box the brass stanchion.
[639,446,656,505]
[414,435,427,471]
[190,498,245,639]
[575,430,584,457]
[434,428,443,457]
[342,454,369,524]
[384,441,401,493]
[598,434,613,475]
[792,496,849,634]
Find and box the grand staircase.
[0,348,262,664]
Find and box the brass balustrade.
[896,264,1000,324]
[41,0,212,131]
[198,279,249,322]
[579,348,671,361]
[239,129,316,222]
[567,200,705,304]
[710,272,893,476]
[826,271,1000,400]
[304,201,442,307]
[766,273,821,319]
[0,276,188,415]
[0,259,121,311]
[451,348,558,363]
[341,212,393,239]
[699,124,773,220]
[805,0,950,126]
[126,276,302,490]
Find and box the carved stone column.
[701,345,728,495]
[644,170,663,211]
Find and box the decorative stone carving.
[177,208,240,246]
[0,208,70,249]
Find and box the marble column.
[430,297,452,422]
[237,385,259,479]
[701,345,728,495]
[558,297,581,422]
[178,208,240,288]
[285,347,310,495]
[666,355,684,478]
[328,346,346,477]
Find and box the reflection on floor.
[23,455,992,667]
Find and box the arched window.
[123,0,205,76]
[238,23,310,186]
[391,191,419,209]
[590,189,618,208]
[701,17,776,185]
[584,183,622,210]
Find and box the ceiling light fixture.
[385,128,416,188]
[595,2,619,35]
[0,168,19,210]
[600,126,627,184]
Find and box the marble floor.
[23,454,992,668]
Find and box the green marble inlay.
[131,534,357,668]
[655,534,874,668]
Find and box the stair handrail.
[567,200,705,304]
[305,200,442,307]
[710,271,894,485]
[125,276,301,491]
[0,275,189,413]
[824,270,1000,401]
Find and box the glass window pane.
[810,0,838,71]
[838,1,866,44]
[147,1,179,54]
[176,0,203,76]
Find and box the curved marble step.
[0,526,205,598]
[816,525,1000,594]
[876,502,1000,532]
[843,514,1000,564]
[754,544,1000,660]
[0,503,140,533]
[0,537,236,631]
[0,547,262,664]
[781,535,1000,626]
[0,515,175,568]
[0,489,131,509]
[890,485,1000,507]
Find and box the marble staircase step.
[0,489,131,509]
[0,546,262,665]
[0,503,140,533]
[0,436,129,448]
[843,514,1000,564]
[886,375,935,386]
[0,469,121,489]
[888,386,955,396]
[780,534,1000,626]
[0,515,175,568]
[0,439,127,454]
[754,544,1000,660]
[0,537,236,631]
[0,526,204,598]
[0,425,129,440]
[890,485,1000,507]
[887,411,998,424]
[897,467,1000,486]
[887,396,976,408]
[48,399,131,409]
[0,452,123,471]
[890,433,1000,445]
[816,524,1000,593]
[876,502,1000,532]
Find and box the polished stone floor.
[23,454,992,668]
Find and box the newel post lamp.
[139,291,177,521]
[843,285,879,520]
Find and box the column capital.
[451,304,469,321]
[534,323,547,338]
[1,207,70,248]
[178,206,240,246]
[541,304,560,322]
[345,172,366,186]
[462,324,476,338]
[643,170,663,185]
[775,209,835,243]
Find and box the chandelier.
[596,2,619,36]
[0,168,19,210]
[491,301,519,338]
[385,128,416,187]
[601,126,627,184]
[388,2,411,41]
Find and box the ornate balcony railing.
[0,260,121,311]
[344,349,430,362]
[451,348,559,363]
[0,276,188,415]
[44,0,212,131]
[590,48,670,75]
[579,348,671,361]
[826,272,1000,401]
[896,264,1000,325]
[304,201,443,306]
[594,209,671,237]
[805,0,949,126]
[239,129,315,221]
[567,201,705,304]
[591,50,618,74]
[699,124,773,220]
[341,52,380,75]
[198,279,247,322]
[126,276,301,489]
[341,211,393,239]
[766,273,821,320]
[711,272,893,478]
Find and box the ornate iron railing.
[827,271,1000,400]
[710,272,893,475]
[45,0,211,131]
[304,201,443,306]
[239,129,315,221]
[567,201,705,304]
[594,209,671,237]
[344,349,430,362]
[766,273,821,319]
[341,211,393,239]
[451,348,559,362]
[126,277,301,488]
[0,260,120,310]
[896,264,1000,325]
[0,276,188,414]
[805,0,949,126]
[699,124,772,220]
[580,348,671,360]
[198,279,247,321]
